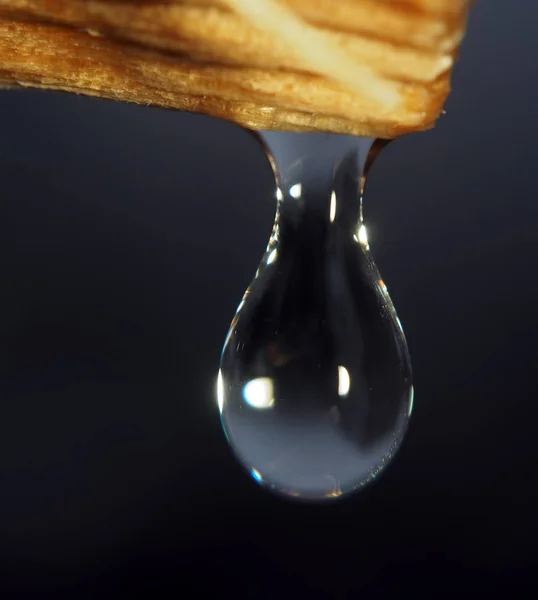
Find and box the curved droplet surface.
[218,133,413,501]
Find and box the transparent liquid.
[218,133,413,501]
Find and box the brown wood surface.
[0,1,470,137]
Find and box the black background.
[1,0,537,596]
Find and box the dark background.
[0,0,537,596]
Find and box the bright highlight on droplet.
[266,249,278,264]
[338,365,351,396]
[329,191,336,222]
[242,377,275,409]
[217,370,224,414]
[251,468,263,483]
[236,297,245,313]
[289,183,302,198]
[409,385,414,417]
[358,224,368,245]
[325,489,343,498]
[324,475,343,497]
[276,187,283,201]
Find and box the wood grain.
[0,0,471,137]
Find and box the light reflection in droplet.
[325,490,343,498]
[409,385,414,417]
[329,191,336,222]
[217,370,224,414]
[243,377,275,409]
[276,187,283,201]
[266,248,278,265]
[251,467,263,483]
[325,475,343,498]
[337,365,351,396]
[358,224,368,246]
[289,183,302,198]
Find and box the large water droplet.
[218,132,413,501]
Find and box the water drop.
[218,132,413,502]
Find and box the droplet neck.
[256,132,380,239]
